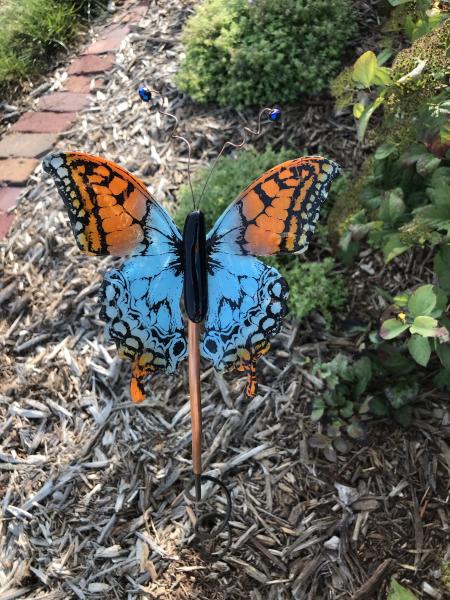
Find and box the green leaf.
[388,578,419,600]
[407,284,437,318]
[416,153,441,177]
[376,48,393,66]
[346,422,365,439]
[340,400,355,418]
[435,341,450,370]
[370,397,389,416]
[409,315,440,336]
[393,292,409,307]
[387,0,414,5]
[375,143,397,160]
[373,65,393,86]
[382,234,410,263]
[352,51,377,87]
[380,318,409,340]
[430,286,448,318]
[357,96,384,141]
[434,367,450,391]
[311,399,325,421]
[353,102,365,119]
[408,335,431,366]
[385,380,419,408]
[400,143,430,167]
[417,205,450,235]
[378,189,405,224]
[353,357,372,397]
[434,244,450,293]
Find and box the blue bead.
[269,108,281,122]
[139,85,152,103]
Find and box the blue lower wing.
[99,253,187,401]
[200,251,288,396]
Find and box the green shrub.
[275,257,347,322]
[174,147,347,321]
[329,20,450,260]
[383,18,450,143]
[0,0,107,91]
[176,0,357,108]
[321,8,450,439]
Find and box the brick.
[36,92,92,113]
[83,25,130,55]
[68,53,115,75]
[11,112,77,134]
[0,133,58,158]
[0,211,15,240]
[64,75,99,93]
[0,158,39,185]
[0,186,22,212]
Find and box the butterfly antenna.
[138,85,196,210]
[196,106,281,209]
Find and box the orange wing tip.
[130,375,145,403]
[244,363,258,400]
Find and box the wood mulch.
[0,1,449,599]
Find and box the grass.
[0,0,106,95]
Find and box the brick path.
[0,2,147,240]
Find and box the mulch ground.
[0,1,449,599]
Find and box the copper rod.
[188,319,202,500]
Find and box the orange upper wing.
[43,152,180,256]
[207,156,341,256]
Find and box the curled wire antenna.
[139,84,196,210]
[196,106,281,209]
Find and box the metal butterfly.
[43,152,340,404]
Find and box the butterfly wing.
[100,253,187,402]
[43,151,180,256]
[202,156,340,396]
[207,156,340,256]
[200,250,288,398]
[44,151,186,402]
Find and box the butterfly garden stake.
[43,86,341,548]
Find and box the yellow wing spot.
[86,214,102,251]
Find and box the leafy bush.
[174,147,346,321]
[275,257,346,322]
[379,284,450,385]
[331,12,449,144]
[319,9,450,443]
[176,0,357,108]
[329,18,450,263]
[0,0,107,91]
[308,286,450,450]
